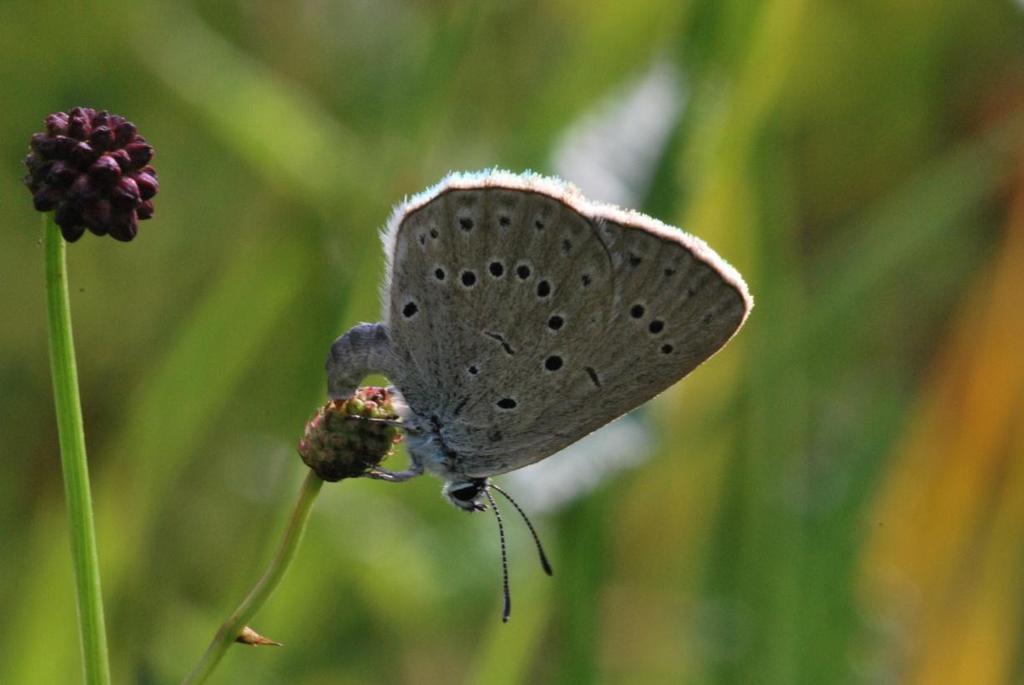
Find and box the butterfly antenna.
[490,483,553,576]
[483,488,512,622]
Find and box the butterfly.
[326,170,752,619]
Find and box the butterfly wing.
[383,171,751,478]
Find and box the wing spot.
[417,233,426,246]
[585,366,602,387]
[581,273,592,287]
[664,268,676,277]
[434,267,446,281]
[536,280,551,298]
[460,270,477,287]
[430,228,439,239]
[468,364,479,375]
[499,215,511,227]
[489,261,505,277]
[534,218,545,230]
[648,320,664,334]
[628,252,642,267]
[630,304,645,319]
[402,301,419,318]
[660,344,674,354]
[516,262,532,280]
[544,355,563,371]
[459,217,474,231]
[496,398,518,410]
[561,238,572,255]
[547,314,565,331]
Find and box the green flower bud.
[298,387,402,482]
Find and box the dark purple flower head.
[24,107,158,242]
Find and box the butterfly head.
[443,477,489,512]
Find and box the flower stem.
[182,471,324,685]
[43,215,112,685]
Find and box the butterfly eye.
[447,480,486,506]
[450,486,478,502]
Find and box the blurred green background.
[3,1,1024,683]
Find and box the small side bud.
[298,387,402,482]
[235,626,282,647]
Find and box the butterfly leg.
[344,415,405,428]
[366,446,424,482]
[326,323,396,400]
[366,460,424,482]
[342,413,426,438]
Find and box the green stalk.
[43,215,112,685]
[182,471,324,685]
